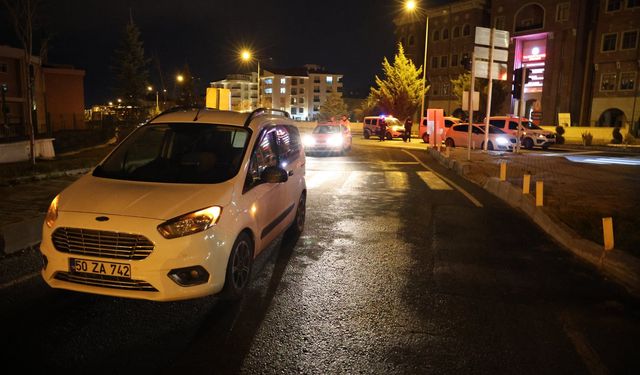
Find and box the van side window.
[365,119,371,125]
[274,125,301,165]
[508,121,519,130]
[489,119,501,127]
[245,128,278,191]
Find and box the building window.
[299,97,304,104]
[431,56,439,69]
[433,29,440,41]
[600,73,617,91]
[265,88,273,94]
[606,0,622,11]
[300,88,305,94]
[451,54,458,67]
[621,30,638,50]
[440,55,448,68]
[280,87,286,94]
[0,62,7,73]
[299,108,304,114]
[280,78,286,85]
[313,105,319,111]
[291,78,297,85]
[628,0,640,8]
[400,37,406,46]
[326,76,333,84]
[313,86,320,93]
[291,88,298,95]
[432,83,440,96]
[462,24,471,36]
[556,2,570,21]
[442,83,450,96]
[619,72,636,91]
[265,78,273,85]
[291,108,297,115]
[442,28,449,40]
[291,97,297,104]
[313,95,320,102]
[602,33,618,52]
[408,35,415,46]
[495,16,506,30]
[453,26,460,38]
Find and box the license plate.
[70,258,131,278]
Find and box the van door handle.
[288,170,294,176]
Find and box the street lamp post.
[241,50,260,109]
[405,1,429,142]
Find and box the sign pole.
[467,52,475,161]
[483,28,495,151]
[515,66,525,153]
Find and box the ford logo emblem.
[95,216,109,222]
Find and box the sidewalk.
[427,144,640,296]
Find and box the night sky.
[1,0,449,106]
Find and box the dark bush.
[555,125,565,144]
[611,126,623,144]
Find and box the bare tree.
[2,0,42,165]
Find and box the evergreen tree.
[318,92,347,121]
[111,17,150,112]
[369,43,426,120]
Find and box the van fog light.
[168,266,209,286]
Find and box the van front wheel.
[221,232,253,300]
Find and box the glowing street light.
[176,74,184,83]
[405,0,429,133]
[240,49,261,109]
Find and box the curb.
[429,148,640,297]
[1,167,92,186]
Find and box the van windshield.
[93,123,250,184]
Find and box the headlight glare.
[496,136,509,145]
[45,195,60,228]
[303,135,315,147]
[327,134,343,146]
[157,206,222,239]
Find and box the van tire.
[422,133,430,143]
[221,232,253,300]
[445,138,455,147]
[363,130,370,139]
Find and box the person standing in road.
[403,117,413,142]
[339,115,351,131]
[379,119,386,141]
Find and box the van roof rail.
[144,105,203,123]
[243,108,290,127]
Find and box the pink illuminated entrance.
[513,33,547,124]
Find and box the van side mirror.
[260,166,288,183]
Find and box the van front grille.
[54,271,158,292]
[52,227,154,260]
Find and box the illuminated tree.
[318,92,347,122]
[369,43,426,120]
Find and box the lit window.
[280,87,286,94]
[280,78,286,85]
[602,33,617,52]
[619,72,636,91]
[265,88,273,94]
[556,2,570,21]
[621,30,638,50]
[600,73,617,91]
[326,76,333,84]
[265,78,273,85]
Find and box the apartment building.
[395,0,640,130]
[211,64,343,121]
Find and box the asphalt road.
[1,144,639,374]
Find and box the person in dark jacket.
[379,119,386,141]
[403,117,413,142]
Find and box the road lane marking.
[340,171,376,193]
[417,171,453,190]
[402,150,483,208]
[385,171,409,190]
[306,171,346,189]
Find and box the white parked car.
[488,116,556,149]
[40,107,307,302]
[443,123,517,151]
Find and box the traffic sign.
[474,60,508,80]
[475,27,509,48]
[473,46,508,62]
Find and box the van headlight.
[157,206,222,239]
[45,195,60,228]
[495,136,509,146]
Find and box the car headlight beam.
[157,206,222,239]
[327,134,343,146]
[495,136,509,146]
